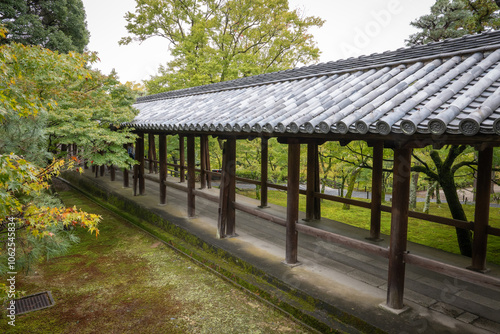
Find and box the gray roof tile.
[131,30,500,137]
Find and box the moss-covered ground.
[237,189,500,265]
[0,189,313,333]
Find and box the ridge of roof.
[135,30,500,104]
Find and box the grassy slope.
[237,189,500,265]
[0,189,312,334]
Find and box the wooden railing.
[145,159,500,238]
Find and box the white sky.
[81,0,436,84]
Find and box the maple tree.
[0,25,137,300]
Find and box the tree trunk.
[410,172,419,209]
[343,166,362,210]
[440,173,472,257]
[435,182,441,204]
[423,181,437,214]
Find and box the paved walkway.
[71,169,500,333]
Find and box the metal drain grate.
[14,291,55,315]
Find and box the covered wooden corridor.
[78,166,500,333]
[115,30,500,322]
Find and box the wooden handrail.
[149,162,499,237]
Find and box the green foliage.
[407,0,500,46]
[121,0,324,93]
[0,42,138,169]
[0,0,89,53]
[0,154,101,299]
[0,39,138,299]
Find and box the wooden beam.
[469,147,493,272]
[368,141,384,241]
[179,135,186,183]
[187,135,195,217]
[159,134,167,205]
[386,147,412,310]
[136,133,145,195]
[285,139,300,265]
[259,137,269,208]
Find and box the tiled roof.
[130,30,500,137]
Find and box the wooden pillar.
[285,139,300,265]
[368,142,384,241]
[217,140,228,238]
[305,142,320,221]
[179,135,186,183]
[259,137,269,208]
[226,137,236,236]
[159,134,167,205]
[469,147,493,272]
[217,138,237,238]
[123,144,129,188]
[200,135,207,189]
[136,133,145,195]
[386,147,412,310]
[148,133,155,174]
[187,135,195,217]
[133,142,138,195]
[123,167,129,187]
[206,136,212,189]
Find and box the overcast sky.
[81,0,436,84]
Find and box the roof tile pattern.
[131,31,500,137]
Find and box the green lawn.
[1,189,312,334]
[237,189,500,265]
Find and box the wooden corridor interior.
[96,132,500,313]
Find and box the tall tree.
[406,0,500,46]
[120,0,324,93]
[412,146,477,256]
[0,32,137,282]
[0,0,90,53]
[406,0,500,256]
